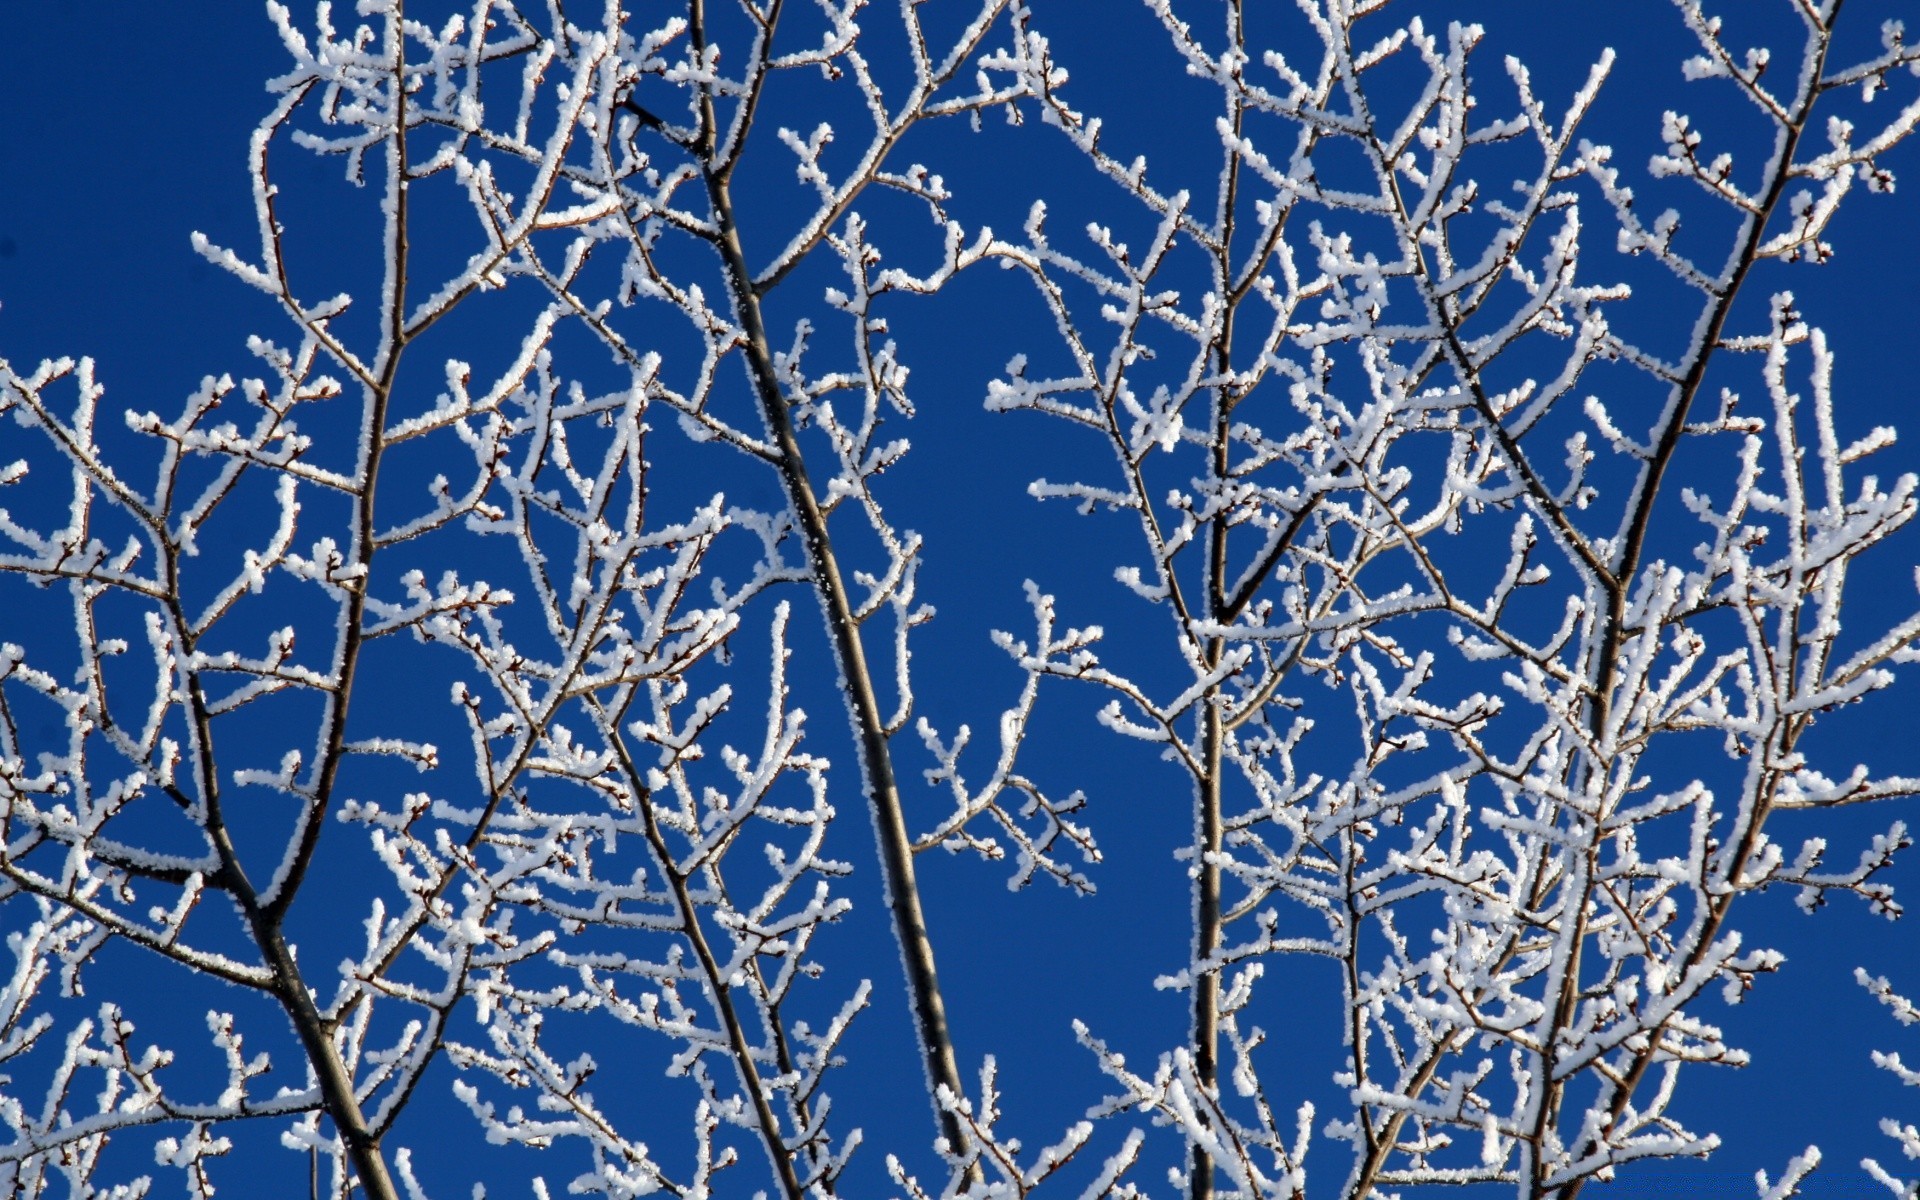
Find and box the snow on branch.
[6,0,1920,1198]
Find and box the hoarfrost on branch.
[2,1,1918,1198]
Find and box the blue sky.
[3,3,1919,1197]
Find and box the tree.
[1,0,1918,1197]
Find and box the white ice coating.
[5,1,1920,1198]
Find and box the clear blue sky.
[2,3,1918,1197]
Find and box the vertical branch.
[669,0,1025,1178]
[1190,8,1248,1197]
[243,7,413,1195]
[702,165,979,1171]
[597,707,809,1200]
[1550,12,1850,1195]
[1190,701,1225,1200]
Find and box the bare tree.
[1,1,1918,1198]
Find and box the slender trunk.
[181,705,401,1200]
[1551,14,1842,1195]
[701,169,978,1178]
[1192,15,1243,1182]
[254,14,414,1195]
[253,914,402,1200]
[1190,692,1225,1200]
